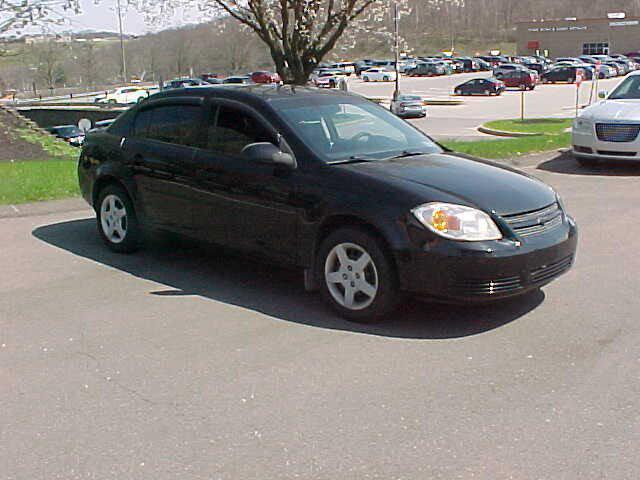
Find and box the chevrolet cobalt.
[78,85,577,321]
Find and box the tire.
[383,76,390,82]
[317,227,400,322]
[96,184,140,253]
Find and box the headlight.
[411,202,502,241]
[573,117,592,132]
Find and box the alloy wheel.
[324,242,379,310]
[100,194,128,244]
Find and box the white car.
[97,86,155,104]
[572,72,640,166]
[361,68,397,83]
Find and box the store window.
[582,42,609,55]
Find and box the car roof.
[149,84,359,104]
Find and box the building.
[516,15,640,58]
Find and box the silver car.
[390,94,427,118]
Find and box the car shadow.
[32,218,545,340]
[538,150,640,176]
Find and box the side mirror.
[241,142,296,169]
[598,90,608,99]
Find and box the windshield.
[400,95,422,102]
[609,75,640,100]
[275,98,441,162]
[56,126,82,136]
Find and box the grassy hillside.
[0,109,79,204]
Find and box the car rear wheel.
[317,228,399,322]
[383,76,390,82]
[363,76,370,82]
[96,184,139,253]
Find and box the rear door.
[123,97,205,233]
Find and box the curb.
[423,99,464,106]
[0,197,90,219]
[365,96,464,106]
[477,125,543,138]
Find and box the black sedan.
[47,124,85,146]
[454,78,505,96]
[78,85,577,321]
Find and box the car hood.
[580,100,640,122]
[343,153,556,216]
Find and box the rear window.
[133,105,202,146]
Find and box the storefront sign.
[527,26,587,32]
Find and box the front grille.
[451,255,574,297]
[596,150,637,157]
[502,203,563,238]
[531,255,574,285]
[453,275,523,296]
[595,123,640,143]
[573,145,593,154]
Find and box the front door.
[192,100,300,262]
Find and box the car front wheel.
[96,184,140,253]
[317,227,399,322]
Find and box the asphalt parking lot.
[2,153,640,479]
[348,72,625,140]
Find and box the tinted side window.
[208,106,275,156]
[147,105,201,147]
[133,108,153,138]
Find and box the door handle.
[120,137,126,149]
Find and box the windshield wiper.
[382,150,430,161]
[328,156,376,165]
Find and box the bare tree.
[35,40,64,90]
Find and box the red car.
[495,69,537,90]
[250,71,281,84]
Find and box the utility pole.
[393,2,400,101]
[116,0,127,84]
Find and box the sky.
[5,0,206,37]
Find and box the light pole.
[393,2,400,101]
[116,0,127,83]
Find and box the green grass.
[0,160,79,205]
[442,133,571,159]
[441,118,572,159]
[483,118,573,135]
[16,128,77,160]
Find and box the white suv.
[572,72,640,166]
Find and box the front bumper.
[397,108,426,118]
[572,128,640,161]
[396,216,578,302]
